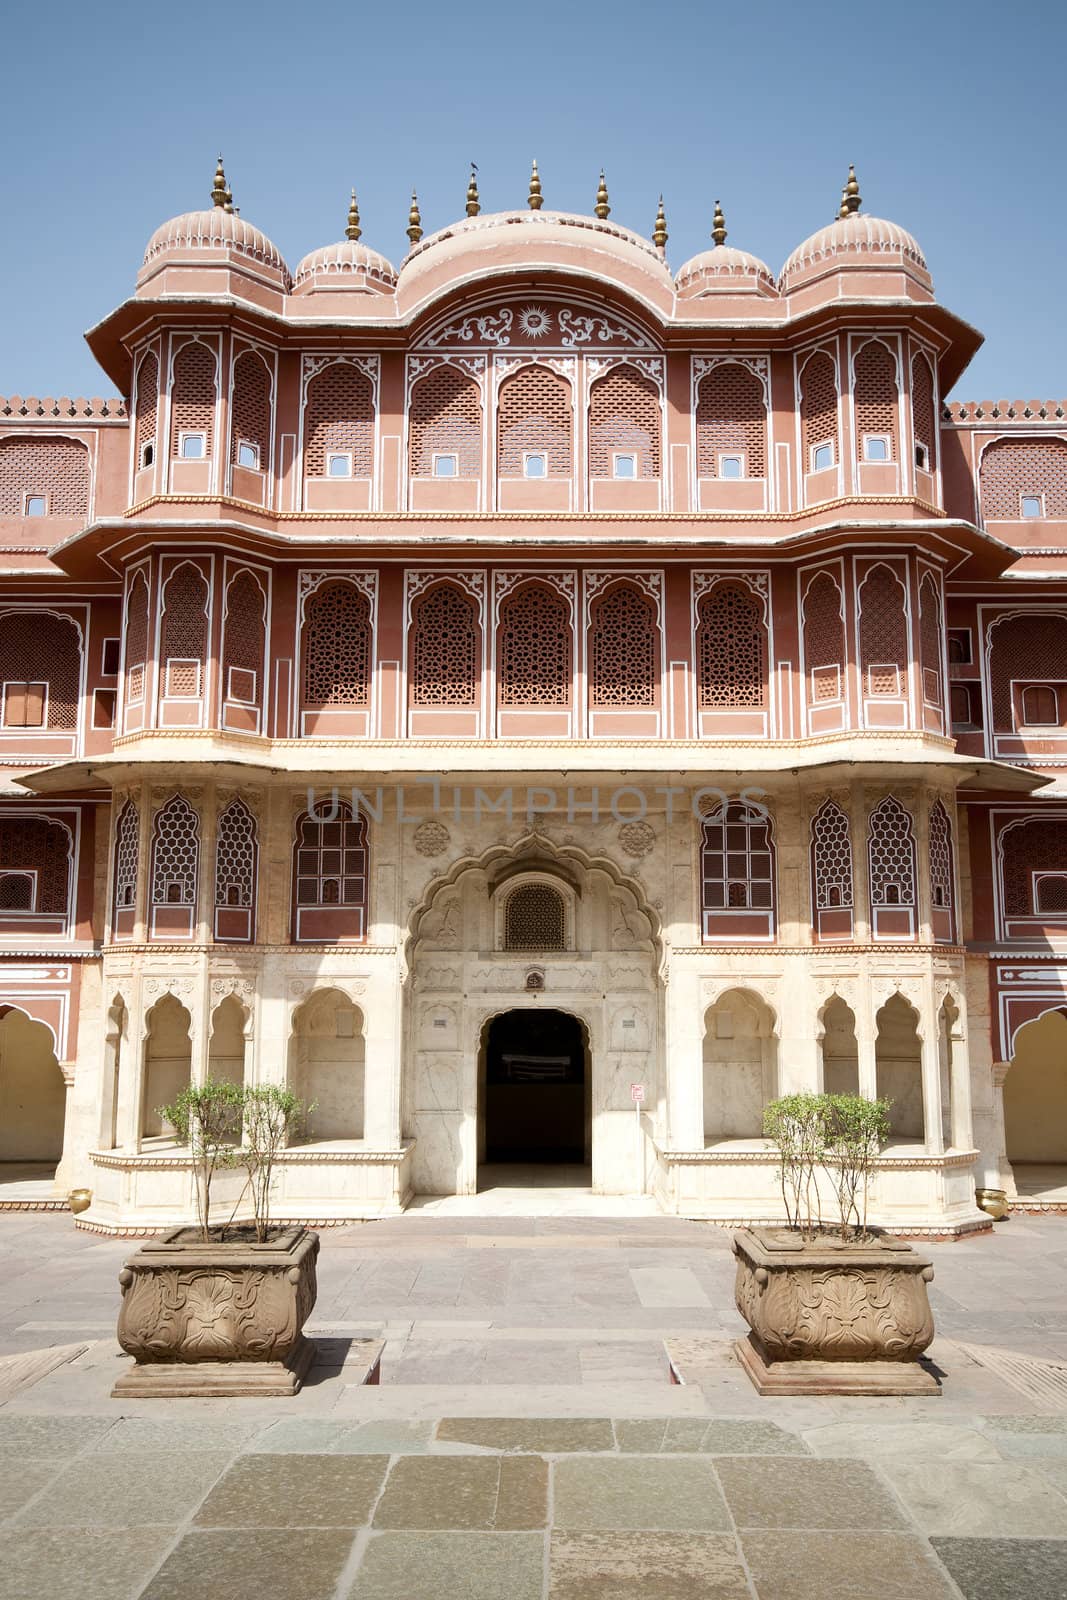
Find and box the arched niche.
[702,988,778,1142]
[141,994,192,1140]
[875,993,924,1141]
[821,995,859,1096]
[288,988,365,1141]
[1004,1007,1067,1166]
[208,993,250,1089]
[0,1006,66,1162]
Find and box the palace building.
[1,158,1065,1235]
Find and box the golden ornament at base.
[67,1188,92,1215]
[975,1188,1009,1220]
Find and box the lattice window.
[409,366,481,478]
[811,800,853,910]
[409,584,479,707]
[305,362,375,477]
[989,613,1067,731]
[498,583,572,707]
[1001,818,1067,917]
[981,439,1067,519]
[0,874,33,910]
[301,581,372,708]
[800,351,839,468]
[919,574,943,706]
[170,342,216,454]
[503,883,566,950]
[868,797,917,908]
[695,363,767,478]
[911,353,936,468]
[0,611,80,731]
[150,795,199,907]
[497,366,572,476]
[215,799,257,912]
[701,802,775,913]
[589,584,657,708]
[854,341,899,460]
[859,565,908,697]
[160,564,209,699]
[588,365,661,479]
[125,571,150,704]
[293,802,368,912]
[0,817,71,914]
[135,352,159,464]
[1036,875,1067,913]
[929,800,954,918]
[230,351,271,467]
[113,798,139,912]
[0,437,90,517]
[802,572,846,704]
[222,570,266,706]
[696,582,767,709]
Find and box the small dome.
[780,211,930,294]
[292,238,397,296]
[675,244,776,298]
[139,207,290,287]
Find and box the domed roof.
[292,193,397,295]
[675,205,776,297]
[779,171,930,295]
[138,159,290,290]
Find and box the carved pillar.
[991,1060,1017,1195]
[918,977,944,1156]
[856,958,879,1101]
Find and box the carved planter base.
[113,1225,320,1398]
[733,1227,939,1398]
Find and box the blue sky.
[2,0,1063,400]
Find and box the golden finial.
[466,164,480,217]
[711,200,727,247]
[528,158,543,211]
[595,170,610,220]
[407,189,422,244]
[346,189,362,241]
[843,164,861,215]
[211,154,228,209]
[838,186,849,220]
[653,196,668,251]
[223,186,233,214]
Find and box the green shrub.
[762,1091,892,1240]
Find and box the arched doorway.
[1005,1008,1067,1201]
[479,1010,589,1169]
[0,1007,66,1164]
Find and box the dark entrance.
[483,1009,586,1163]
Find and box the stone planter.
[113,1225,319,1397]
[733,1226,939,1396]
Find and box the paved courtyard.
[1,1207,1066,1597]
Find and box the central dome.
[137,159,290,292]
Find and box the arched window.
[497,582,572,707]
[800,351,839,472]
[802,572,846,706]
[503,883,566,951]
[701,801,776,939]
[1001,818,1067,920]
[588,365,661,479]
[868,797,917,914]
[149,796,200,936]
[853,341,899,461]
[919,573,944,709]
[929,799,955,939]
[409,583,480,707]
[497,366,572,477]
[696,582,767,709]
[229,350,272,470]
[292,801,368,942]
[222,569,266,711]
[0,611,80,731]
[980,438,1067,520]
[858,564,908,699]
[305,361,375,479]
[1022,685,1059,726]
[0,436,90,518]
[112,798,139,920]
[160,563,209,700]
[214,799,257,942]
[911,353,936,470]
[589,584,657,708]
[124,570,150,708]
[169,342,216,456]
[0,817,71,915]
[409,365,481,478]
[988,613,1067,732]
[301,580,372,709]
[695,363,767,479]
[135,351,159,469]
[811,800,853,931]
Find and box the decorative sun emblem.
[518,305,552,339]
